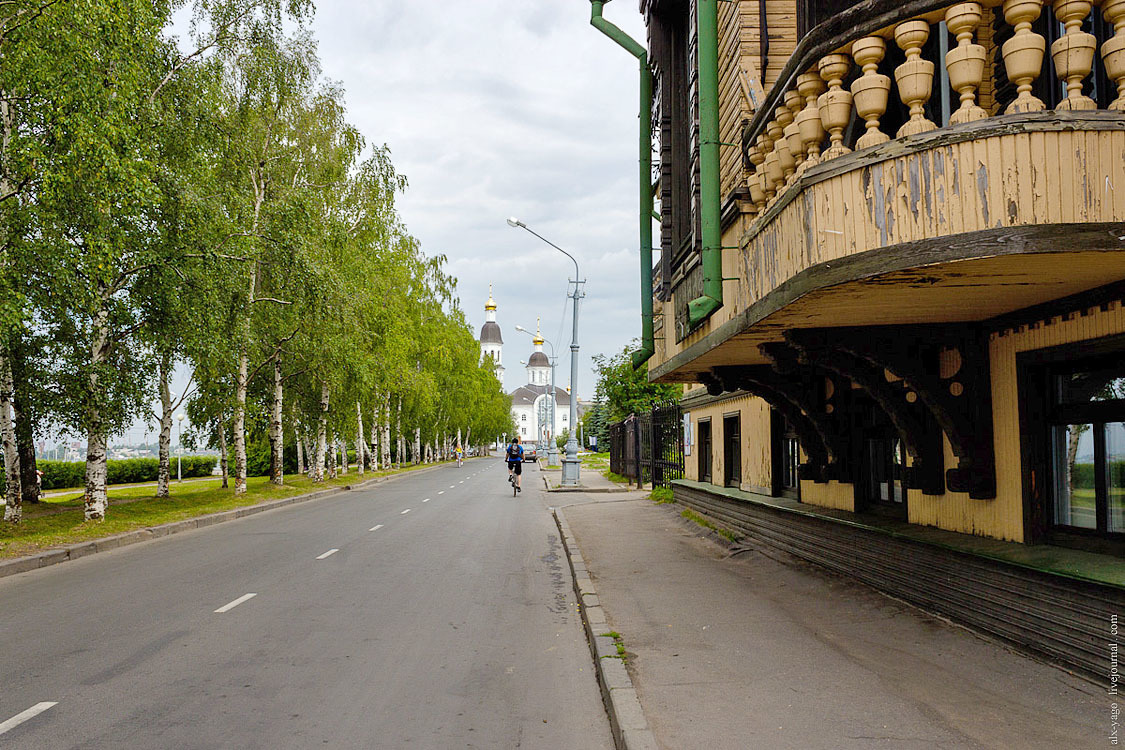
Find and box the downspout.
[589,0,655,369]
[687,0,723,328]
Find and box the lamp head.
[506,217,524,229]
[515,325,527,333]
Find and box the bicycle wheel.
[513,479,518,497]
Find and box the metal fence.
[608,402,684,488]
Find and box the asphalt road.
[0,459,613,749]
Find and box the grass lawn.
[0,461,451,560]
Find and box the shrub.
[22,456,218,490]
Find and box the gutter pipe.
[687,0,723,328]
[589,0,655,369]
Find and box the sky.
[308,1,649,397]
[103,1,649,447]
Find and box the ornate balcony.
[654,0,1125,382]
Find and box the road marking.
[458,480,464,484]
[449,485,455,488]
[423,498,429,503]
[438,490,444,495]
[215,593,257,613]
[316,549,339,560]
[400,508,412,515]
[0,702,57,736]
[369,524,383,532]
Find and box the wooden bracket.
[789,325,995,499]
[711,362,846,484]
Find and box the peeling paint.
[872,163,887,246]
[976,161,990,226]
[908,158,921,218]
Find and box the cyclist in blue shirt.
[506,436,524,493]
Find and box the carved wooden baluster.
[795,71,826,169]
[1002,0,1047,113]
[817,54,853,160]
[1104,0,1125,111]
[851,35,891,148]
[1052,0,1097,109]
[771,105,796,182]
[945,2,988,123]
[895,20,937,136]
[783,90,806,179]
[747,144,767,211]
[764,128,784,195]
[756,133,776,199]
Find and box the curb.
[552,507,659,750]
[540,475,632,494]
[0,460,465,581]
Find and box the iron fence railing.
[608,402,684,488]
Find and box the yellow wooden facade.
[644,0,1125,548]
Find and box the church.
[478,290,570,445]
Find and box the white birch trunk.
[327,432,337,479]
[314,381,329,482]
[337,438,346,476]
[368,418,378,473]
[395,398,403,469]
[1,348,21,522]
[83,308,109,520]
[356,402,365,476]
[269,355,283,485]
[233,345,248,495]
[381,396,391,470]
[413,427,421,466]
[0,95,20,521]
[156,353,173,498]
[218,417,229,489]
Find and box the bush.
[29,456,218,490]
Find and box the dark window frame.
[698,417,713,483]
[770,408,801,499]
[723,411,742,489]
[1018,333,1125,556]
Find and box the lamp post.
[507,217,584,485]
[175,412,185,482]
[515,324,559,466]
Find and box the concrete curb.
[551,507,659,750]
[0,460,466,581]
[539,475,632,494]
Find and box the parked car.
[523,446,538,463]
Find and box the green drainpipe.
[687,0,723,328]
[590,0,655,369]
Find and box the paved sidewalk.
[536,461,630,493]
[559,494,1106,750]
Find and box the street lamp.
[515,324,560,466]
[506,217,584,485]
[176,412,185,482]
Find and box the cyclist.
[455,444,464,467]
[506,436,524,493]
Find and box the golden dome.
[533,317,544,345]
[485,283,497,311]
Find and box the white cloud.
[312,0,649,397]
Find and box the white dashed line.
[0,702,57,736]
[458,480,464,484]
[401,508,412,515]
[316,549,339,560]
[369,524,383,532]
[423,498,429,503]
[449,485,455,488]
[215,593,257,613]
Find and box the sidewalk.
[536,460,630,493]
[557,493,1105,750]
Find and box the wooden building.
[594,0,1125,676]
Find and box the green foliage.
[13,457,217,490]
[1071,461,1125,487]
[650,487,674,504]
[592,343,680,424]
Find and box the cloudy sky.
[113,1,647,446]
[309,1,649,397]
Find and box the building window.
[521,414,526,421]
[723,413,741,489]
[1048,359,1125,536]
[865,437,908,513]
[771,410,801,499]
[521,427,526,435]
[697,418,712,483]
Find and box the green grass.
[599,631,628,662]
[650,487,674,504]
[0,461,451,560]
[681,508,740,542]
[605,472,630,484]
